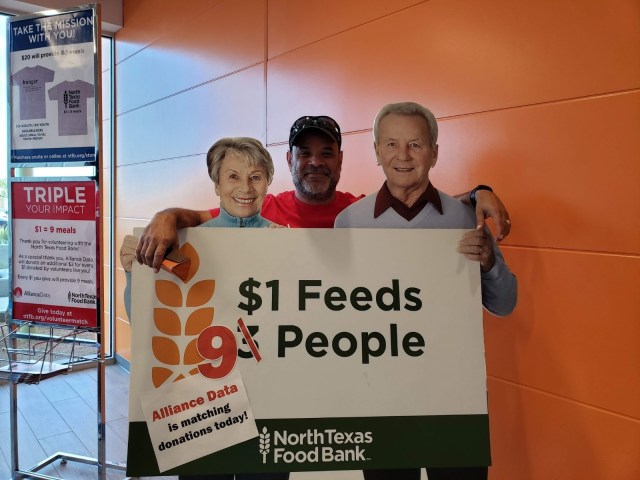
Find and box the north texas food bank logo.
[258,427,373,465]
[150,243,260,387]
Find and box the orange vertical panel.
[116,65,265,166]
[433,92,640,254]
[260,143,290,196]
[485,248,640,418]
[488,378,640,480]
[116,0,217,62]
[116,157,214,219]
[335,133,385,197]
[266,0,640,144]
[117,0,266,114]
[267,0,422,58]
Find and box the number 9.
[196,325,238,379]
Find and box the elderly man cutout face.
[375,113,438,208]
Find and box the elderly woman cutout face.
[206,137,274,219]
[215,151,269,218]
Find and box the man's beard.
[292,167,338,202]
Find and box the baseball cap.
[288,115,342,150]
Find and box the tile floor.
[0,362,173,480]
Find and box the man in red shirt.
[135,115,511,271]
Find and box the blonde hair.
[206,137,274,185]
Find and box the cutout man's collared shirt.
[374,181,443,221]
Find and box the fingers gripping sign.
[136,211,180,272]
[458,226,496,272]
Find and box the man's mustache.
[303,166,331,176]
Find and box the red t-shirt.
[209,190,364,228]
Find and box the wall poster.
[9,6,98,163]
[11,181,98,328]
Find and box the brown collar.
[374,181,443,220]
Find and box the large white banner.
[127,228,490,477]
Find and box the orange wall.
[113,0,640,478]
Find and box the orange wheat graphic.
[150,242,216,387]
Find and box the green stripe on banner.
[126,415,490,476]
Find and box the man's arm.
[458,226,518,317]
[455,187,511,242]
[135,208,212,272]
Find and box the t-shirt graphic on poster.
[11,65,55,120]
[48,79,95,136]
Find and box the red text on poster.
[12,181,98,328]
